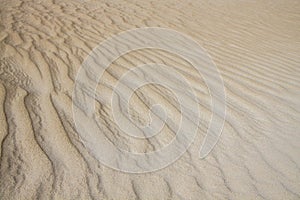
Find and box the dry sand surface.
[0,0,300,199]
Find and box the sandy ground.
[0,0,300,199]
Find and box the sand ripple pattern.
[0,0,300,199]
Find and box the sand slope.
[0,0,300,199]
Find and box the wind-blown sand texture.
[0,0,300,199]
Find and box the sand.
[0,0,300,199]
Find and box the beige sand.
[0,0,300,199]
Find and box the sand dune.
[0,0,300,199]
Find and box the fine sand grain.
[0,0,300,199]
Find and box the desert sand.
[0,0,300,199]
